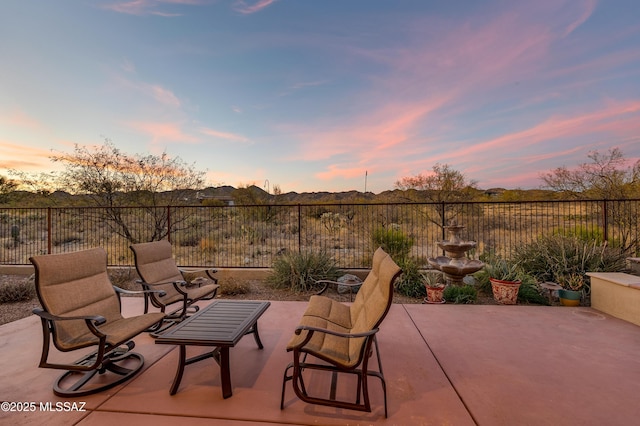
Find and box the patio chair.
[281,247,402,417]
[130,240,219,329]
[30,248,166,397]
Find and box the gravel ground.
[0,274,423,326]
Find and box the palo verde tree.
[51,139,206,243]
[540,148,640,200]
[395,163,478,229]
[541,148,640,252]
[0,175,18,204]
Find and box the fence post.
[47,207,52,254]
[602,200,609,244]
[167,206,172,243]
[441,201,446,240]
[297,204,302,253]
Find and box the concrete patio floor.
[2,297,640,426]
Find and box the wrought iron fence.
[1,200,638,268]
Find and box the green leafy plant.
[512,235,627,292]
[395,257,426,298]
[421,270,445,288]
[443,285,477,304]
[474,255,547,304]
[371,226,413,261]
[267,250,342,292]
[517,274,549,305]
[474,255,521,294]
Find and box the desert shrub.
[199,237,216,254]
[52,234,83,246]
[267,250,342,292]
[371,226,413,261]
[108,268,138,291]
[220,277,251,295]
[200,198,227,207]
[443,285,477,304]
[394,257,426,298]
[553,225,605,244]
[512,235,627,289]
[0,279,36,303]
[178,232,200,247]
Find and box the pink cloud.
[0,141,53,171]
[462,101,640,158]
[128,121,199,144]
[200,127,249,143]
[562,0,597,37]
[150,85,181,107]
[232,0,277,15]
[102,0,205,16]
[316,165,368,181]
[111,72,183,108]
[2,109,42,130]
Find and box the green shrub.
[267,250,342,292]
[512,235,627,290]
[0,280,36,303]
[554,225,605,244]
[443,285,477,304]
[516,274,549,305]
[395,257,426,298]
[371,226,413,261]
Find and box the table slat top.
[155,300,270,347]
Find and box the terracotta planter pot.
[425,285,445,304]
[490,278,521,305]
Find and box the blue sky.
[1,0,639,194]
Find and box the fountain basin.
[428,256,485,276]
[438,241,477,254]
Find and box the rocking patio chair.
[281,247,402,417]
[130,240,219,330]
[30,248,166,397]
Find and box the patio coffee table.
[155,299,270,398]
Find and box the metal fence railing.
[1,200,638,268]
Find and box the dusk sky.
[1,0,639,194]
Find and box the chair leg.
[281,362,294,409]
[51,343,145,398]
[283,341,388,417]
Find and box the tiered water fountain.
[428,220,484,286]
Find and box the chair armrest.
[114,285,166,297]
[289,324,379,351]
[295,324,379,339]
[136,278,188,287]
[179,267,218,275]
[32,308,106,326]
[179,268,219,285]
[315,279,361,295]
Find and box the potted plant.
[556,273,584,306]
[422,270,446,304]
[483,258,522,305]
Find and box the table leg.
[220,346,232,398]
[251,321,264,349]
[170,345,187,395]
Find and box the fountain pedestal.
[428,221,484,286]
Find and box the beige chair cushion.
[287,247,401,368]
[130,240,219,305]
[31,248,164,351]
